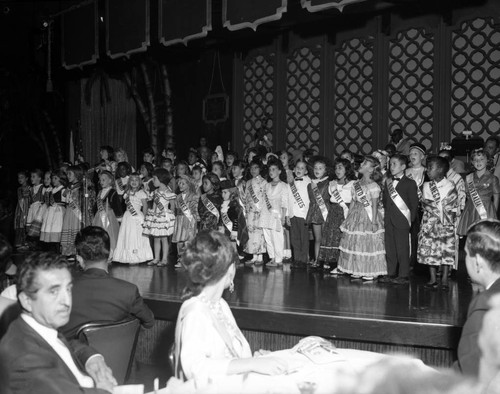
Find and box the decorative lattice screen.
[388,28,435,151]
[285,46,321,152]
[450,17,500,140]
[333,37,374,156]
[242,54,275,148]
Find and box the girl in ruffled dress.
[92,170,123,252]
[25,169,44,248]
[27,170,52,239]
[172,175,200,265]
[306,158,332,268]
[143,168,176,266]
[320,159,356,273]
[40,170,68,250]
[338,156,387,280]
[457,149,500,236]
[60,166,84,256]
[113,173,153,264]
[198,173,223,232]
[14,171,30,249]
[243,160,267,264]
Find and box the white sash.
[290,181,305,208]
[429,181,443,222]
[221,210,233,233]
[406,173,422,200]
[248,182,259,205]
[387,178,411,226]
[466,173,488,219]
[330,182,349,218]
[311,181,328,221]
[201,194,220,221]
[179,195,194,222]
[264,189,272,211]
[354,181,373,221]
[124,194,138,216]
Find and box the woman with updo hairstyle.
[174,230,288,381]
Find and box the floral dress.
[244,176,266,254]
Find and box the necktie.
[393,177,401,181]
[295,178,303,181]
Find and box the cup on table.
[113,384,144,394]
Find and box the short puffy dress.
[457,171,500,236]
[418,179,458,266]
[198,192,223,232]
[40,186,66,243]
[143,189,176,237]
[318,180,354,263]
[14,184,30,247]
[92,187,123,251]
[113,190,153,264]
[338,181,387,277]
[244,176,266,254]
[60,183,83,256]
[172,192,200,244]
[27,186,51,237]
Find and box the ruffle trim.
[340,227,385,235]
[337,267,387,277]
[338,247,385,257]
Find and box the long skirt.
[92,208,120,252]
[40,205,66,243]
[60,208,82,256]
[338,201,387,277]
[244,208,266,254]
[318,203,345,263]
[113,211,153,264]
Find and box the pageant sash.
[290,181,305,209]
[429,181,443,221]
[221,210,233,233]
[124,194,139,216]
[330,182,349,218]
[68,189,82,221]
[311,181,328,221]
[179,195,194,222]
[264,189,272,211]
[116,178,125,194]
[386,179,411,226]
[406,172,423,200]
[248,182,259,205]
[154,192,165,212]
[354,181,373,221]
[201,194,220,221]
[466,173,488,220]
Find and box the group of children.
[12,140,500,287]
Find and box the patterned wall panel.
[286,46,321,152]
[242,54,275,148]
[450,17,500,140]
[388,28,435,151]
[333,37,374,156]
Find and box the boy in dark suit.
[61,226,154,339]
[380,154,419,284]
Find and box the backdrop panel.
[223,0,287,31]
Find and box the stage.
[111,259,475,372]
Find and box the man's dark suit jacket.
[61,268,155,339]
[0,317,107,394]
[455,278,500,376]
[383,176,419,229]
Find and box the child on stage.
[25,169,44,249]
[322,158,356,274]
[27,170,52,240]
[60,166,84,257]
[113,173,153,264]
[92,170,123,253]
[172,175,200,266]
[244,160,267,265]
[198,173,223,232]
[338,156,387,281]
[289,160,311,269]
[40,170,68,251]
[258,160,292,267]
[14,171,30,250]
[306,158,331,269]
[143,168,176,267]
[380,154,419,284]
[220,180,249,256]
[418,156,459,289]
[457,148,500,236]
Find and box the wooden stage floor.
[111,259,475,367]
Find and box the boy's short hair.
[390,154,408,167]
[466,219,500,273]
[75,226,110,262]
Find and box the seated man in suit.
[455,219,500,376]
[61,226,154,339]
[0,252,116,393]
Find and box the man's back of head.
[75,227,110,270]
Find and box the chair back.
[77,318,140,385]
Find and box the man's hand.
[85,355,117,393]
